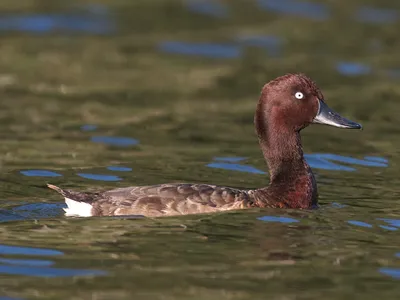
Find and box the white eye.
[295,92,304,99]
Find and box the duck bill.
[312,99,362,129]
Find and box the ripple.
[377,218,400,228]
[256,0,329,21]
[258,216,299,223]
[0,6,114,34]
[347,220,373,228]
[207,162,266,174]
[81,124,97,131]
[305,153,388,171]
[0,244,63,256]
[0,244,106,278]
[77,173,122,181]
[11,203,65,219]
[0,258,53,267]
[356,7,398,24]
[186,0,229,18]
[379,267,400,280]
[90,136,139,147]
[304,154,355,171]
[106,166,132,172]
[213,157,247,162]
[364,156,388,163]
[158,41,241,59]
[20,170,62,177]
[0,264,107,278]
[380,225,398,231]
[235,35,283,56]
[331,202,347,208]
[336,62,372,76]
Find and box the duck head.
[255,73,362,135]
[254,73,362,208]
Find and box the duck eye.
[295,92,304,99]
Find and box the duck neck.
[256,125,317,208]
[260,129,306,181]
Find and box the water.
[1,0,400,299]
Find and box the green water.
[0,0,400,299]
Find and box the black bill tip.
[312,99,362,130]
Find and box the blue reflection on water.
[304,154,355,171]
[207,162,266,174]
[81,124,97,131]
[20,170,62,177]
[90,136,139,147]
[0,264,107,278]
[347,220,373,228]
[107,166,132,172]
[305,153,388,171]
[186,0,229,18]
[235,35,283,56]
[364,156,388,163]
[377,218,400,228]
[11,203,65,219]
[331,202,347,208]
[214,157,247,162]
[77,173,122,181]
[158,41,242,59]
[208,154,387,174]
[0,244,106,278]
[380,225,398,231]
[380,267,400,279]
[256,0,329,20]
[356,7,398,24]
[336,62,372,76]
[0,244,63,256]
[0,258,53,267]
[0,8,114,34]
[258,216,299,223]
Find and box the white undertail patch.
[63,197,93,217]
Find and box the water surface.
[0,0,400,299]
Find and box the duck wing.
[48,183,253,217]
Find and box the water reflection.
[379,268,400,280]
[107,166,132,172]
[377,218,400,228]
[258,216,299,223]
[256,0,329,21]
[347,220,373,228]
[336,62,372,76]
[81,124,97,131]
[10,203,65,219]
[186,0,229,18]
[90,136,139,147]
[207,154,388,174]
[0,244,62,256]
[77,173,122,181]
[0,244,106,278]
[20,170,62,177]
[0,5,114,34]
[158,41,241,59]
[356,7,398,24]
[235,35,283,56]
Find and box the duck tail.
[47,183,93,217]
[46,183,67,196]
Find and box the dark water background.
[0,0,400,299]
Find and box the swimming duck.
[48,73,361,217]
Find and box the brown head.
[254,73,361,208]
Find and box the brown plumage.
[47,73,361,217]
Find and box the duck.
[47,73,362,217]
